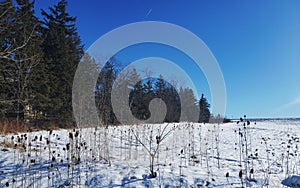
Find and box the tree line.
[96,59,211,124]
[0,0,212,128]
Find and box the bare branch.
[0,24,38,62]
[0,2,13,18]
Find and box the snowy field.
[0,120,300,187]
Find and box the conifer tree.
[40,0,84,126]
[198,93,211,123]
[15,0,43,122]
[179,87,199,122]
[0,0,16,119]
[129,77,147,121]
[0,0,42,122]
[95,58,119,125]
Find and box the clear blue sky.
[34,0,300,119]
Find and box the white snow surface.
[0,120,300,187]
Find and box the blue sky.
[34,0,300,119]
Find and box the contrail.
[146,8,152,18]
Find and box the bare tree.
[131,123,177,178]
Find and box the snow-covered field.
[0,120,300,187]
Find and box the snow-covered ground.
[0,120,300,187]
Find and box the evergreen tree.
[179,87,199,122]
[73,53,99,127]
[15,0,43,122]
[198,93,211,123]
[163,83,181,122]
[129,78,148,121]
[0,0,16,119]
[154,75,181,122]
[127,68,140,89]
[0,0,42,122]
[127,68,144,122]
[154,74,166,97]
[40,0,84,126]
[0,0,16,62]
[142,78,155,120]
[95,58,118,125]
[110,67,137,124]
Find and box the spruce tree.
[0,0,42,122]
[153,76,181,122]
[154,74,166,97]
[0,0,16,119]
[179,87,199,122]
[198,93,211,123]
[15,0,43,122]
[95,58,118,125]
[40,0,83,126]
[129,76,146,121]
[73,53,99,127]
[163,82,181,122]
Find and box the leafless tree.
[131,123,177,178]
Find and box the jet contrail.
[146,8,152,18]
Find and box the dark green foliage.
[198,93,211,123]
[179,87,199,122]
[129,76,181,123]
[95,58,119,125]
[223,117,231,123]
[0,0,43,122]
[0,0,83,127]
[0,0,16,119]
[15,0,43,121]
[154,75,181,122]
[37,0,83,125]
[0,0,210,127]
[129,76,148,121]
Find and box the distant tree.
[129,75,181,123]
[179,87,199,122]
[129,78,149,121]
[95,58,119,125]
[198,94,210,123]
[110,67,138,124]
[154,75,166,95]
[154,76,180,122]
[127,69,144,121]
[142,78,155,120]
[72,53,99,127]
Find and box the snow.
[0,120,300,187]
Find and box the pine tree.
[126,68,142,122]
[142,78,155,120]
[129,77,147,121]
[40,0,84,126]
[0,0,42,122]
[198,93,210,123]
[109,67,136,124]
[154,74,166,97]
[0,0,16,119]
[73,53,99,127]
[153,77,180,122]
[95,58,119,125]
[163,82,181,122]
[15,0,43,122]
[179,88,199,122]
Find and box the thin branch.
[131,129,152,155]
[1,24,38,61]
